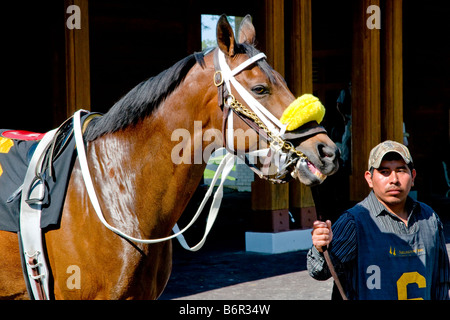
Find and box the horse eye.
[251,85,269,95]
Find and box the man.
[307,140,450,300]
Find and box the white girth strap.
[20,128,58,300]
[74,110,235,250]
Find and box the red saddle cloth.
[1,130,45,141]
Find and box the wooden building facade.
[2,1,448,226]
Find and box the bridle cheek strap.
[216,49,288,153]
[215,49,307,182]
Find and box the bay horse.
[0,15,339,299]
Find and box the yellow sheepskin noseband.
[280,94,325,131]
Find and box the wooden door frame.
[61,0,91,125]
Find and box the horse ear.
[238,15,256,45]
[216,14,236,57]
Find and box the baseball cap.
[368,140,413,170]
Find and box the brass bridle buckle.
[213,71,224,87]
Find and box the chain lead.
[226,95,308,161]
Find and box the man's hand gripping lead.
[311,220,333,253]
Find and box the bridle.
[213,48,327,183]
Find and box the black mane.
[84,52,205,141]
[84,45,275,141]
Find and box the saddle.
[0,111,98,299]
[0,118,75,233]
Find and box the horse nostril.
[318,144,338,159]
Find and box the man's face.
[365,159,416,209]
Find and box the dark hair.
[84,52,204,141]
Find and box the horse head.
[212,15,339,186]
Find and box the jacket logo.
[389,245,425,257]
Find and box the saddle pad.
[0,121,78,232]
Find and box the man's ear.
[365,170,374,188]
[411,169,417,186]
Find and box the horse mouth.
[291,158,331,186]
[305,160,327,182]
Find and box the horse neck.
[87,63,220,240]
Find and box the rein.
[72,48,326,249]
[74,110,235,249]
